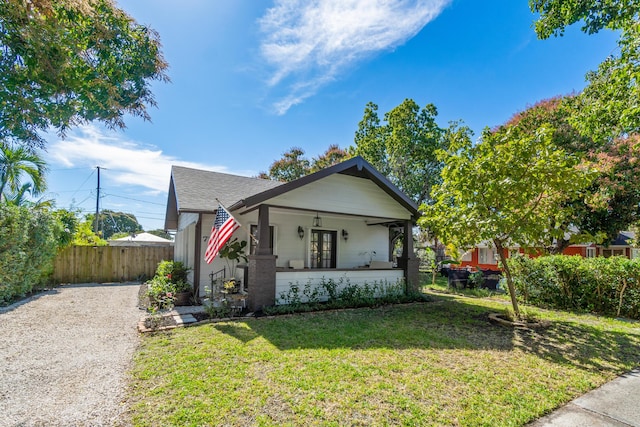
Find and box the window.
[632,248,640,260]
[461,251,472,262]
[311,230,337,268]
[602,248,624,258]
[249,225,274,255]
[478,247,496,265]
[586,247,596,258]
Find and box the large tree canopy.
[0,0,168,148]
[530,0,639,38]
[530,1,640,141]
[495,97,640,251]
[350,99,446,205]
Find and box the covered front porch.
[238,202,419,311]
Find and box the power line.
[102,193,166,206]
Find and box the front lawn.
[126,293,640,426]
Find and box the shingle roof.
[164,166,282,229]
[612,231,636,246]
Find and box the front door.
[311,230,336,268]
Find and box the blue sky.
[43,0,619,231]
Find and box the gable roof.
[229,156,419,219]
[164,166,282,230]
[611,231,636,246]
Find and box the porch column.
[248,204,276,311]
[400,220,420,294]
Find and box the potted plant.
[151,260,192,306]
[219,238,247,284]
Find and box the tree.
[495,97,640,252]
[530,0,639,38]
[530,1,640,141]
[569,24,640,141]
[262,147,310,182]
[0,143,47,202]
[310,144,350,173]
[72,216,107,246]
[420,126,595,318]
[0,0,168,148]
[97,210,143,239]
[350,99,446,205]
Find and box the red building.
[459,232,638,270]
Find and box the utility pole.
[94,166,101,234]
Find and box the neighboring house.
[460,231,639,270]
[108,232,174,247]
[164,156,420,311]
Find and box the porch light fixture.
[342,229,349,241]
[313,212,322,227]
[297,226,304,240]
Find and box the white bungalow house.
[164,156,420,311]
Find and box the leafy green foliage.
[0,0,169,148]
[508,254,640,319]
[421,125,596,317]
[350,99,448,205]
[261,145,349,182]
[530,1,640,142]
[146,260,192,309]
[0,143,47,203]
[530,0,639,38]
[570,23,640,141]
[0,204,63,304]
[97,209,143,239]
[51,208,79,248]
[310,144,350,172]
[71,218,108,246]
[495,97,640,252]
[265,277,421,315]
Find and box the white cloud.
[46,125,233,194]
[259,0,451,114]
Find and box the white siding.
[236,210,390,269]
[275,269,404,304]
[265,174,412,220]
[178,212,198,231]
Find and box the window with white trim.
[586,247,596,258]
[478,247,496,265]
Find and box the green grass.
[126,293,640,426]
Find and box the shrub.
[266,278,428,315]
[0,205,63,305]
[507,254,640,319]
[146,260,192,309]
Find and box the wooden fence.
[52,245,174,284]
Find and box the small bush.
[146,260,192,309]
[266,278,429,315]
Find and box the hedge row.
[507,254,640,319]
[0,205,63,305]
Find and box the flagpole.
[214,198,259,245]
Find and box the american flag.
[204,205,240,264]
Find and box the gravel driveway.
[0,282,142,427]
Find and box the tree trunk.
[549,237,571,255]
[494,239,520,318]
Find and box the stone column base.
[247,254,276,312]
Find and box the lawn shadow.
[212,294,640,373]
